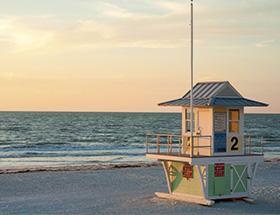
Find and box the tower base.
[155,192,215,206]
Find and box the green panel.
[208,164,231,197]
[224,164,231,196]
[208,164,214,197]
[232,165,247,193]
[170,162,203,196]
[215,177,225,195]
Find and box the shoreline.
[1,158,279,174]
[0,162,161,174]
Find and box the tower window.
[185,109,195,132]
[229,109,239,133]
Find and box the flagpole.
[190,0,194,158]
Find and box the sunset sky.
[0,0,279,113]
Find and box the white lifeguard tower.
[146,0,268,205]
[146,81,268,205]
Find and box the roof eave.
[158,97,269,107]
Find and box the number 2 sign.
[227,136,243,153]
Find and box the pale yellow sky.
[0,0,279,113]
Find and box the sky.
[0,0,279,113]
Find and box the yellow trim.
[214,106,227,112]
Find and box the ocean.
[0,112,279,168]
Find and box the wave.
[0,151,145,159]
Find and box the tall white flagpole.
[190,0,194,158]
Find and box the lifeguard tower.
[146,81,268,205]
[146,0,268,205]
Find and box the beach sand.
[0,160,279,214]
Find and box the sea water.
[0,112,279,168]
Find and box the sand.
[0,160,279,214]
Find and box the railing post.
[196,136,199,156]
[244,135,247,154]
[157,135,160,154]
[170,135,173,153]
[146,135,148,154]
[248,136,251,154]
[179,136,181,156]
[261,136,264,155]
[167,135,170,154]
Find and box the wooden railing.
[146,134,212,157]
[146,134,265,157]
[244,134,264,155]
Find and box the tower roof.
[158,81,268,107]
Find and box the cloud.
[151,1,186,14]
[0,14,56,54]
[255,39,276,48]
[97,3,134,18]
[0,72,22,80]
[0,0,279,54]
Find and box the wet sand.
[0,160,279,214]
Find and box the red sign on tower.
[214,163,225,177]
[183,163,193,179]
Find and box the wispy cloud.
[0,14,56,54]
[0,72,22,80]
[255,39,276,48]
[151,1,186,14]
[97,3,134,18]
[0,0,279,54]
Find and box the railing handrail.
[146,134,181,137]
[146,134,212,138]
[245,134,263,137]
[146,133,265,156]
[146,133,212,157]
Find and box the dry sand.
[0,160,279,214]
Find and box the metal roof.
[210,98,268,106]
[158,81,268,107]
[182,81,228,99]
[159,98,209,106]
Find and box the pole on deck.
[190,0,194,157]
